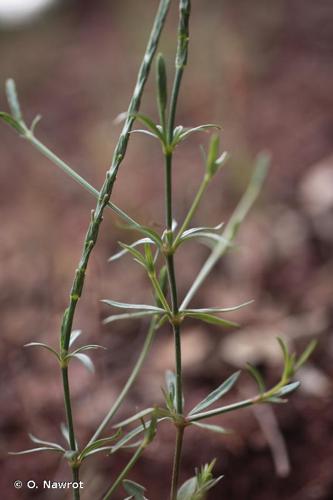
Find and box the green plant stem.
[170,426,185,500]
[173,174,210,248]
[87,317,158,446]
[55,3,170,497]
[22,131,147,231]
[165,152,173,231]
[62,366,80,499]
[164,154,184,495]
[180,154,269,309]
[188,397,255,422]
[61,367,76,450]
[102,441,146,500]
[164,154,182,414]
[165,3,190,498]
[72,466,80,500]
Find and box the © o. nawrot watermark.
[14,479,84,490]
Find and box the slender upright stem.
[61,367,76,450]
[164,154,182,415]
[165,152,174,231]
[164,3,190,498]
[72,467,81,500]
[62,366,80,499]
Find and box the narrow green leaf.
[9,447,64,455]
[118,242,147,267]
[70,344,106,355]
[109,238,154,262]
[80,430,122,459]
[183,300,253,314]
[24,342,60,360]
[123,479,147,500]
[176,123,221,144]
[69,330,82,347]
[246,363,265,394]
[83,446,118,457]
[181,222,224,238]
[294,339,318,371]
[277,337,289,363]
[130,129,159,139]
[60,423,71,446]
[103,311,158,324]
[133,226,162,246]
[192,422,230,434]
[102,299,164,313]
[265,396,287,404]
[111,424,147,453]
[28,434,65,451]
[180,231,231,247]
[30,114,42,133]
[114,408,154,428]
[178,461,223,499]
[155,265,168,308]
[277,336,295,379]
[165,370,177,410]
[177,477,197,500]
[144,243,154,272]
[172,125,184,144]
[185,312,239,328]
[72,353,95,373]
[206,133,220,177]
[189,371,241,416]
[275,381,300,398]
[133,113,165,142]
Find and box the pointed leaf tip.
[6,79,23,122]
[189,371,241,416]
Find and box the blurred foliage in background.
[0,1,333,499]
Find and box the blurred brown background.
[1,0,333,499]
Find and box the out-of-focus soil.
[0,0,333,499]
